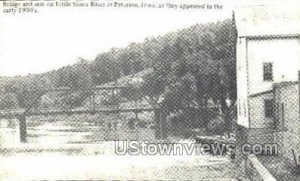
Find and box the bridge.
[0,107,159,118]
[0,85,167,143]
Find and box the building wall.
[248,93,274,129]
[236,37,249,128]
[246,92,275,145]
[237,37,300,128]
[274,83,300,158]
[247,38,300,95]
[235,5,300,154]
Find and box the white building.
[235,4,300,143]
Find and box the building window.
[263,63,273,81]
[264,99,274,118]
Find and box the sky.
[0,0,288,77]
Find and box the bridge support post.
[154,109,167,140]
[160,109,167,139]
[90,93,96,111]
[18,114,27,143]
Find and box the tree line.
[0,19,237,120]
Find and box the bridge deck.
[0,107,158,118]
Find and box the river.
[0,113,155,146]
[0,114,249,180]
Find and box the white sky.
[0,0,287,76]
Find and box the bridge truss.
[0,85,167,143]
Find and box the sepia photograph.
[0,0,299,180]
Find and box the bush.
[166,110,185,136]
[207,115,226,135]
[165,108,220,137]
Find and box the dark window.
[264,99,274,118]
[263,63,273,81]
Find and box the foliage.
[0,93,19,109]
[0,19,237,120]
[207,115,226,135]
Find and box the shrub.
[207,115,226,135]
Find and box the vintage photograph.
[0,0,299,180]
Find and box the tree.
[0,18,237,119]
[140,71,166,107]
[0,93,19,110]
[91,52,121,85]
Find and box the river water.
[0,114,248,180]
[0,113,155,146]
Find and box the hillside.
[0,19,237,115]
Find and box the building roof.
[234,4,300,38]
[273,81,298,88]
[249,81,299,98]
[249,90,273,98]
